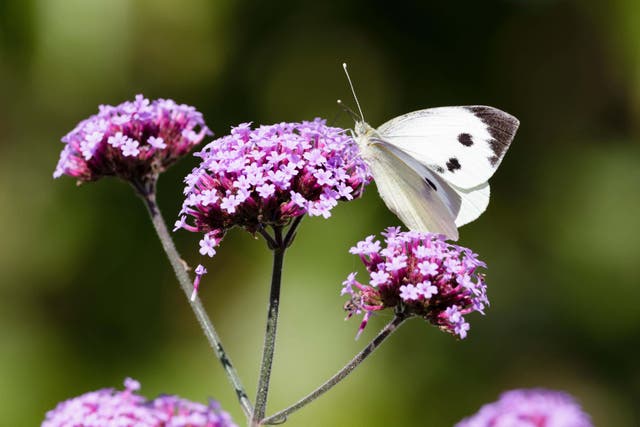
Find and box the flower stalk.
[132,178,253,421]
[252,218,301,426]
[261,313,410,425]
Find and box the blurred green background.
[1,0,639,425]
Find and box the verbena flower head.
[54,95,211,183]
[342,227,488,339]
[455,389,593,427]
[177,119,370,256]
[42,377,237,427]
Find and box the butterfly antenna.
[342,63,365,122]
[336,99,360,122]
[328,106,343,127]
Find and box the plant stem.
[133,179,253,420]
[283,216,303,247]
[261,314,409,425]
[251,216,303,426]
[252,226,285,426]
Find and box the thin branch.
[133,180,253,420]
[261,314,409,425]
[283,216,303,248]
[257,226,278,250]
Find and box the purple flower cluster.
[176,119,370,257]
[54,95,210,183]
[342,227,488,339]
[455,389,593,427]
[42,378,237,427]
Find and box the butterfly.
[341,63,519,240]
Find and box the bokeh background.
[1,0,639,425]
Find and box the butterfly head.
[352,120,379,155]
[354,120,375,138]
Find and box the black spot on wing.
[446,157,461,172]
[433,165,445,174]
[466,106,519,166]
[425,177,437,191]
[458,133,474,146]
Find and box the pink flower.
[177,119,370,257]
[456,389,593,427]
[54,95,211,183]
[42,378,237,427]
[343,228,488,339]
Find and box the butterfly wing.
[377,106,519,189]
[362,141,459,240]
[381,141,489,227]
[451,182,490,227]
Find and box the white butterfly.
[341,64,519,240]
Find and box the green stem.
[133,179,253,420]
[261,314,409,425]
[251,217,304,426]
[252,226,285,426]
